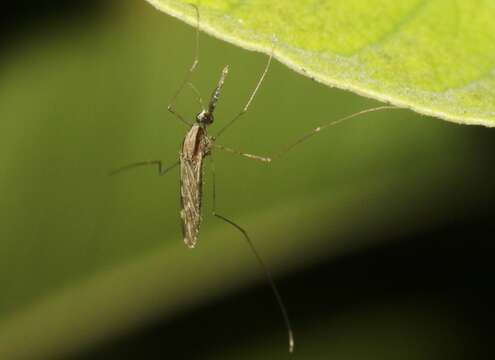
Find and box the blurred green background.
[0,1,494,359]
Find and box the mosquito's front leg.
[167,4,201,127]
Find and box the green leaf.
[145,0,495,127]
[1,2,494,358]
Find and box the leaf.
[0,2,494,358]
[145,0,495,127]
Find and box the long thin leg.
[209,155,294,353]
[167,4,201,127]
[215,52,273,138]
[187,82,205,110]
[109,160,179,176]
[215,105,401,163]
[213,144,272,163]
[270,105,400,160]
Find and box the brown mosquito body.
[179,65,228,248]
[110,4,402,354]
[179,123,211,248]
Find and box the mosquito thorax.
[196,109,214,125]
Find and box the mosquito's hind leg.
[209,154,294,352]
[109,160,179,176]
[167,4,201,126]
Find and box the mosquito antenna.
[272,105,400,160]
[208,65,229,115]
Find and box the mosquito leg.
[109,160,179,176]
[213,144,272,163]
[213,212,295,353]
[269,105,401,160]
[210,154,218,213]
[209,154,294,353]
[215,49,273,138]
[187,82,205,110]
[216,106,402,164]
[167,4,201,127]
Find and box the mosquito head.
[196,109,214,125]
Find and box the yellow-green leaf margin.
[145,0,495,127]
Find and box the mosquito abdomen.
[180,125,210,248]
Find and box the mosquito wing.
[180,125,210,248]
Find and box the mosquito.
[111,4,400,354]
